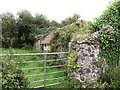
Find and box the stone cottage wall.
[33,40,41,51]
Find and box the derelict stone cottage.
[34,32,54,52]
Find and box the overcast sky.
[0,0,113,22]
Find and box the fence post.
[44,54,47,87]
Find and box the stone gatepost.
[69,25,114,87]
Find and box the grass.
[0,48,33,54]
[1,48,70,88]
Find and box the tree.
[49,20,61,28]
[17,10,35,47]
[1,10,61,48]
[34,14,49,28]
[1,12,17,47]
[33,14,61,41]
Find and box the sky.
[0,0,113,23]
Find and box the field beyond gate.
[1,51,69,88]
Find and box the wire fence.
[0,52,69,88]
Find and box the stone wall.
[33,40,41,51]
[69,25,114,87]
[70,43,102,86]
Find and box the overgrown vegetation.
[50,20,91,52]
[100,65,120,88]
[61,14,80,26]
[50,0,120,88]
[0,0,120,88]
[2,61,29,89]
[0,12,83,88]
[91,0,120,88]
[68,52,80,69]
[91,0,120,32]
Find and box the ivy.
[68,52,80,69]
[99,32,115,50]
[91,0,120,66]
[91,1,120,87]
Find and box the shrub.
[63,76,82,88]
[1,61,29,89]
[100,65,120,88]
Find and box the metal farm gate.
[1,52,69,88]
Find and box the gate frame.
[0,52,69,88]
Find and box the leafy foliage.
[2,61,29,89]
[1,12,17,47]
[34,14,49,28]
[50,30,71,52]
[68,52,80,69]
[91,0,120,32]
[17,10,35,47]
[92,0,120,66]
[63,77,82,88]
[100,65,120,88]
[1,10,61,48]
[91,0,120,88]
[50,20,92,52]
[61,13,80,26]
